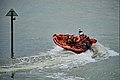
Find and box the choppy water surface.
[0,0,119,80]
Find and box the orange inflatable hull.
[53,34,97,53]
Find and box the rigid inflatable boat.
[53,34,97,53]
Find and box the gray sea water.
[0,0,119,80]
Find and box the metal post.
[11,11,14,59]
[6,9,18,59]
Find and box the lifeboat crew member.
[80,34,85,40]
[64,34,69,42]
[70,35,75,46]
[67,37,72,45]
[81,42,87,51]
[73,37,76,44]
[79,29,89,41]
[76,36,80,43]
[79,28,84,36]
[75,40,81,49]
[86,41,91,49]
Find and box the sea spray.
[91,42,119,60]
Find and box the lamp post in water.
[6,9,18,59]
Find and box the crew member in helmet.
[79,28,84,36]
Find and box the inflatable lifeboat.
[53,34,97,53]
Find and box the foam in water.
[91,42,119,60]
[46,72,85,80]
[107,49,119,56]
[0,43,119,73]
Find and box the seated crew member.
[76,36,80,43]
[67,38,72,45]
[70,35,75,46]
[81,42,87,51]
[64,35,69,42]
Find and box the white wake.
[0,42,119,73]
